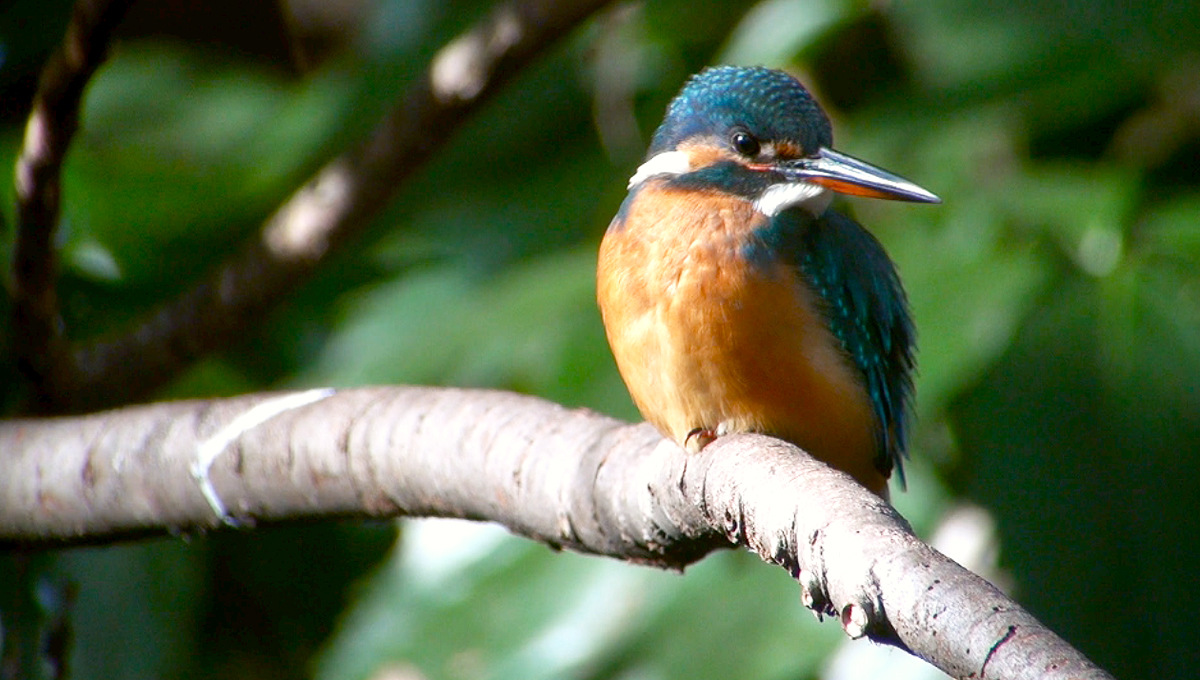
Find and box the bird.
[596,66,939,497]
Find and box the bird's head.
[629,66,940,215]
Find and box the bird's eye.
[730,130,761,157]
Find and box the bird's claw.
[684,427,718,453]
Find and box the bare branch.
[33,0,613,413]
[9,0,134,408]
[0,386,1113,680]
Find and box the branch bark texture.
[0,386,1112,680]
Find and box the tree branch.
[24,0,613,413]
[9,0,135,409]
[0,386,1112,680]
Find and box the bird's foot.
[684,427,718,453]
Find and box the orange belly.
[597,184,887,495]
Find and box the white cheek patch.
[754,182,832,217]
[628,150,692,188]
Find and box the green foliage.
[3,0,1200,677]
[317,523,838,680]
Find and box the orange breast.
[597,183,887,495]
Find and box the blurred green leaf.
[63,43,353,287]
[317,521,838,680]
[1000,163,1139,273]
[718,0,849,66]
[55,539,208,680]
[1139,194,1200,262]
[301,246,632,416]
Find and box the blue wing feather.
[753,207,916,481]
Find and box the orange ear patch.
[677,138,737,169]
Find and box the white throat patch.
[754,182,832,217]
[627,150,691,188]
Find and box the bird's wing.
[765,207,916,481]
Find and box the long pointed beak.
[780,147,941,203]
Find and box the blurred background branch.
[10,0,614,414]
[10,0,133,410]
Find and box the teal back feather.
[749,207,915,481]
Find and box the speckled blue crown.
[648,66,833,157]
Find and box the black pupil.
[732,131,760,157]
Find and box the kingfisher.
[597,66,939,497]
